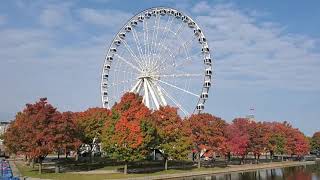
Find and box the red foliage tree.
[184,113,226,168]
[51,112,82,159]
[4,98,59,174]
[225,119,250,163]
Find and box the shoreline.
[115,161,316,180]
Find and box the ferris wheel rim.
[100,6,213,116]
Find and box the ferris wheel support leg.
[143,79,150,108]
[145,79,160,109]
[130,79,142,93]
[150,80,167,106]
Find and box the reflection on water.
[181,161,320,180]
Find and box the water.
[0,159,19,180]
[181,162,320,180]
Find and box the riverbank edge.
[114,161,316,180]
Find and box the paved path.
[108,161,316,180]
[8,159,22,177]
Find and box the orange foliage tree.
[102,93,157,174]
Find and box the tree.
[247,122,269,161]
[225,119,250,164]
[4,98,59,174]
[184,113,226,168]
[151,106,191,170]
[51,112,82,159]
[74,108,111,144]
[102,93,157,174]
[3,112,30,156]
[311,131,320,152]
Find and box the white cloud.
[78,8,132,27]
[39,3,74,29]
[191,1,211,14]
[192,2,320,91]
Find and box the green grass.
[16,161,224,180]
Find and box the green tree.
[74,108,111,145]
[151,106,192,170]
[311,131,320,152]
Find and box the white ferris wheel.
[101,7,213,116]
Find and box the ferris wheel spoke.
[156,83,188,116]
[120,39,144,69]
[152,15,162,67]
[154,16,174,64]
[156,73,202,78]
[155,17,179,65]
[143,20,150,66]
[114,54,142,73]
[156,31,197,72]
[109,76,136,87]
[112,68,139,75]
[160,51,203,73]
[149,15,160,68]
[132,28,146,65]
[152,78,199,97]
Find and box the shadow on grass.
[35,158,233,175]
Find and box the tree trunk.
[164,158,168,171]
[124,162,128,174]
[57,150,60,159]
[38,160,42,174]
[197,153,201,168]
[91,151,94,164]
[65,147,68,159]
[227,152,231,162]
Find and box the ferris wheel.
[101,7,213,116]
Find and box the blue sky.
[0,0,319,136]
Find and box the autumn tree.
[151,106,192,170]
[51,112,82,159]
[3,112,30,156]
[225,119,250,164]
[102,93,157,174]
[184,113,226,168]
[4,98,59,174]
[311,131,320,152]
[247,122,269,162]
[74,107,111,154]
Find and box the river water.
[180,161,320,180]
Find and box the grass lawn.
[16,161,223,180]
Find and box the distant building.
[0,121,10,135]
[0,121,10,151]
